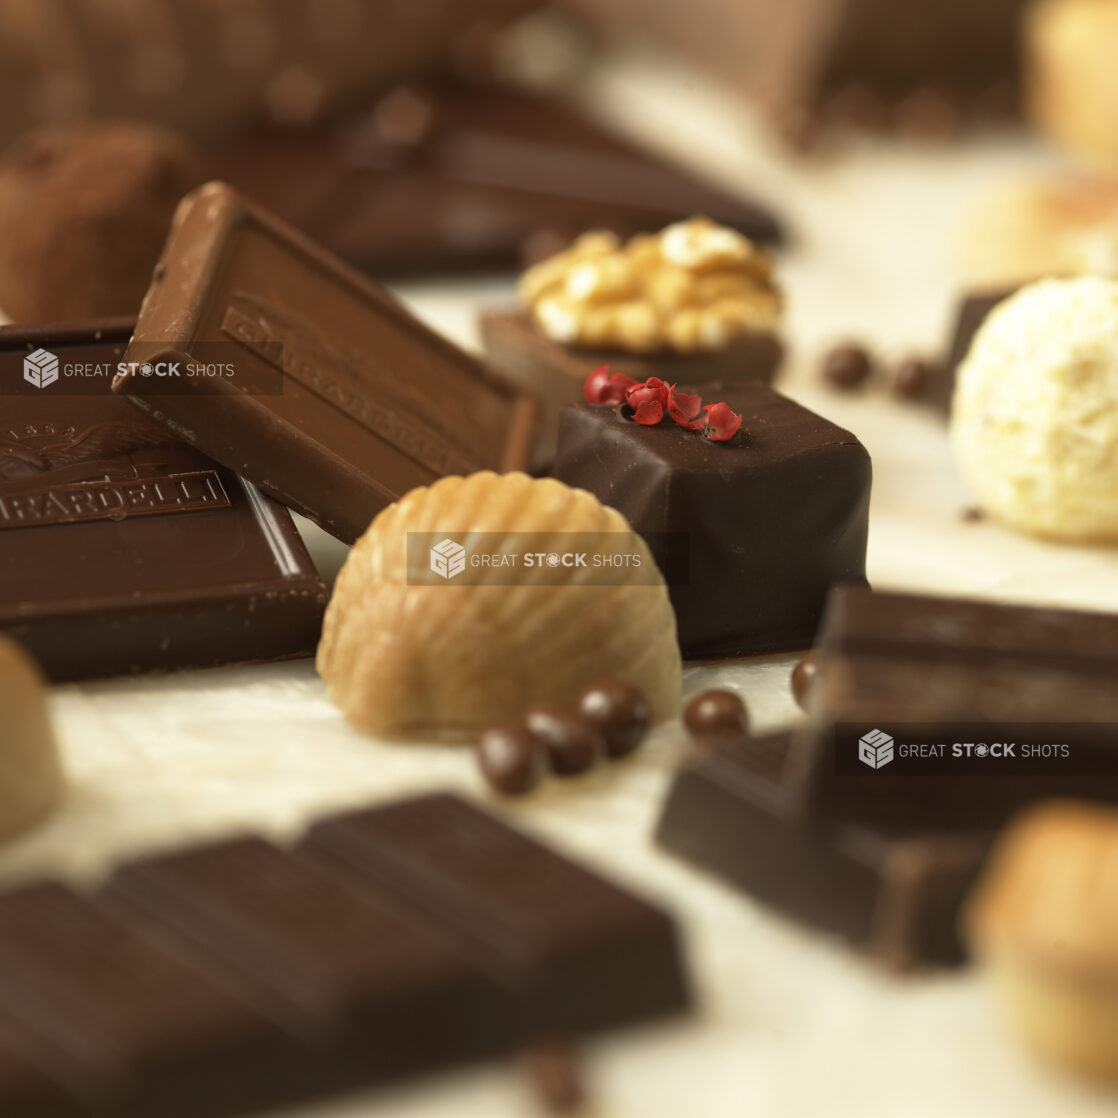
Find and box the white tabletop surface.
[3,44,1118,1118]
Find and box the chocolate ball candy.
[791,653,818,711]
[821,343,873,389]
[683,690,749,742]
[525,707,606,777]
[577,679,652,759]
[476,725,548,796]
[891,356,938,399]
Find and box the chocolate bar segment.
[101,837,516,1078]
[553,384,871,658]
[214,78,784,277]
[655,733,991,969]
[0,883,310,1117]
[302,793,690,1034]
[0,320,325,682]
[114,183,537,543]
[0,1027,82,1118]
[791,585,1118,829]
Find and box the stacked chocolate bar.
[0,794,689,1115]
[657,584,1118,970]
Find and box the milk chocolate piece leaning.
[114,183,536,544]
[932,287,1016,415]
[213,78,784,277]
[0,320,324,682]
[480,309,783,466]
[553,384,871,658]
[101,837,515,1081]
[655,733,991,969]
[0,794,688,1115]
[302,793,691,1035]
[790,585,1118,830]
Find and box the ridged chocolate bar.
[114,183,537,543]
[655,733,991,969]
[0,795,689,1116]
[0,320,324,682]
[302,793,691,1034]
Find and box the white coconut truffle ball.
[951,277,1118,542]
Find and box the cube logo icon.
[430,538,466,580]
[24,348,59,389]
[858,728,894,769]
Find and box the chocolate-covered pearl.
[821,344,873,390]
[525,707,605,776]
[891,356,938,399]
[683,690,749,740]
[791,653,817,711]
[577,679,651,759]
[476,725,547,796]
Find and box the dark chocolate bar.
[0,795,689,1116]
[302,793,690,1035]
[213,78,784,277]
[934,287,1015,414]
[114,183,537,544]
[655,733,991,969]
[790,585,1118,829]
[481,308,783,465]
[0,320,324,682]
[101,837,515,1079]
[552,384,871,658]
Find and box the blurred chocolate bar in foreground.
[0,0,543,144]
[213,78,784,276]
[561,0,1029,137]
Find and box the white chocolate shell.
[317,472,681,738]
[0,637,65,843]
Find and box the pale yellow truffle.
[317,472,682,738]
[0,637,65,843]
[951,277,1118,542]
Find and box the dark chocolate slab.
[101,837,515,1078]
[934,287,1015,415]
[553,384,871,658]
[302,793,690,1035]
[0,884,309,1117]
[213,78,784,277]
[0,320,324,682]
[655,733,991,969]
[481,308,783,466]
[0,1027,83,1118]
[791,585,1118,829]
[114,183,537,543]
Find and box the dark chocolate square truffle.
[553,384,871,658]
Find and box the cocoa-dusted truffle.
[0,122,205,322]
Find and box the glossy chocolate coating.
[114,183,537,544]
[476,725,549,796]
[791,653,817,710]
[820,343,872,389]
[577,679,652,758]
[655,732,992,970]
[683,690,749,738]
[0,320,324,682]
[481,308,783,466]
[554,384,872,658]
[525,706,605,776]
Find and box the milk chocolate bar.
[114,183,537,543]
[302,794,690,1034]
[655,733,991,969]
[214,78,784,277]
[0,795,689,1116]
[553,384,871,658]
[791,585,1118,829]
[0,320,324,682]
